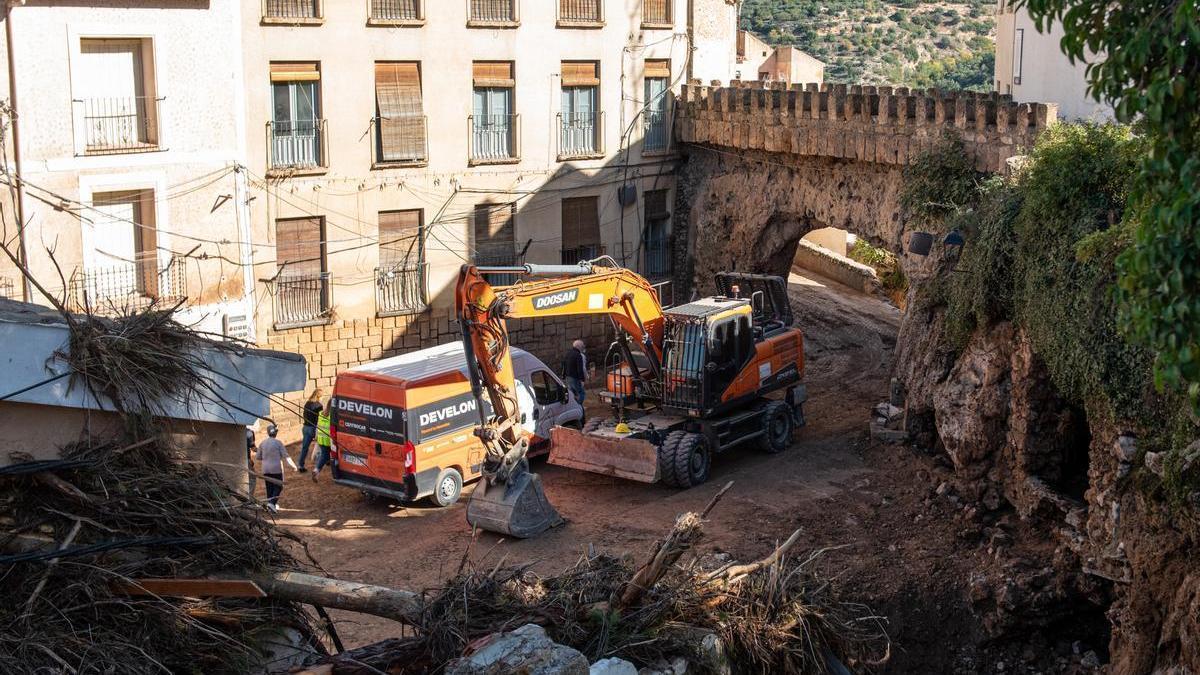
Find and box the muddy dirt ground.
[272,273,1102,673]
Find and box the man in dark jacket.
[563,339,588,404]
[297,389,323,472]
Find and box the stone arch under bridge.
[670,82,1057,289]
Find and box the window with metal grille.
[561,196,600,264]
[73,189,179,311]
[264,0,320,19]
[560,62,600,158]
[377,210,425,315]
[269,63,325,170]
[469,0,516,22]
[75,38,160,154]
[474,203,518,284]
[642,189,671,278]
[370,0,421,21]
[643,59,671,152]
[274,216,329,327]
[559,0,601,23]
[374,62,425,164]
[643,0,670,25]
[471,62,517,162]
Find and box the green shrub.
[849,239,909,295]
[906,122,1198,506]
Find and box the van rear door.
[334,378,407,485]
[365,380,408,482]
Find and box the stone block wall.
[263,308,611,436]
[676,81,1057,173]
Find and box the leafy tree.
[1018,0,1200,404]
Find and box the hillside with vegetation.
[740,0,996,90]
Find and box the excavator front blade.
[549,426,660,483]
[465,469,563,538]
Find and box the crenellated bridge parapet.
[676,81,1057,173]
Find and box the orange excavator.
[456,257,806,537]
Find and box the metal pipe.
[5,1,30,302]
[476,262,593,277]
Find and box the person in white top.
[256,424,297,512]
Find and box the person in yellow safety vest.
[312,397,332,483]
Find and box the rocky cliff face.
[896,304,1200,673]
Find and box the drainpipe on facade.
[686,0,695,83]
[4,0,30,303]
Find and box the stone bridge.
[670,82,1057,288]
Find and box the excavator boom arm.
[456,261,664,459]
[454,260,666,538]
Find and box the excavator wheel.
[658,430,711,488]
[757,400,794,454]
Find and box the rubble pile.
[310,494,890,675]
[0,435,320,673]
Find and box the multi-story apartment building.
[0,1,255,337]
[994,1,1113,121]
[240,0,741,412]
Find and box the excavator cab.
[659,298,757,416]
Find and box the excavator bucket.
[549,426,661,483]
[465,469,564,538]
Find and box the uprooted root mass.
[0,436,319,674]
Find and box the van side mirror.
[560,387,569,404]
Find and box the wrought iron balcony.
[273,272,331,329]
[561,244,602,265]
[642,235,672,279]
[558,111,604,159]
[643,106,671,153]
[373,115,428,166]
[68,257,187,315]
[370,0,422,21]
[267,119,328,172]
[375,263,426,316]
[74,96,162,155]
[475,249,519,286]
[468,114,519,164]
[0,276,14,300]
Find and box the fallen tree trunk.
[247,571,422,626]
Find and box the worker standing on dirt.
[257,424,297,512]
[296,389,323,473]
[311,398,332,483]
[245,424,257,496]
[563,339,589,405]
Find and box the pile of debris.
[0,435,322,673]
[305,485,891,674]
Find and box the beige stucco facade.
[242,0,739,341]
[994,2,1113,122]
[0,1,256,338]
[735,30,824,86]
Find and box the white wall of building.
[994,3,1113,122]
[1,0,254,337]
[241,0,736,337]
